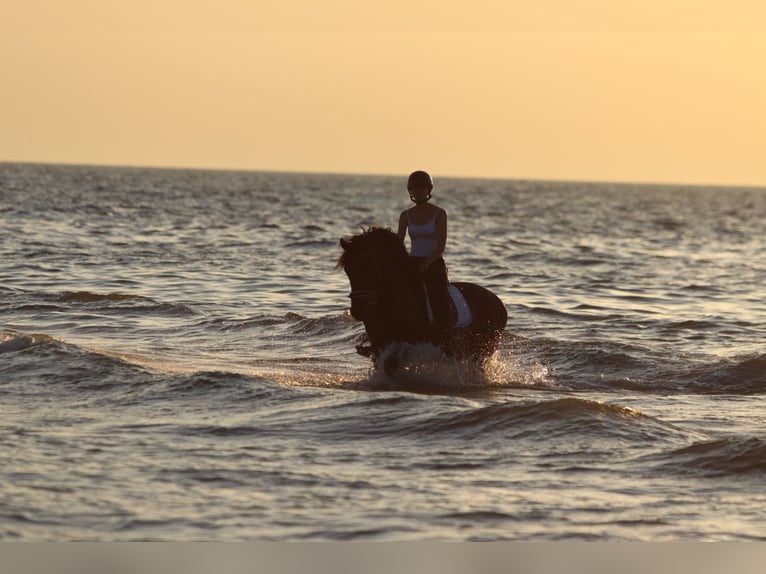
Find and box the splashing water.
[368,341,553,394]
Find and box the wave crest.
[650,437,766,477]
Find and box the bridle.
[349,288,378,305]
[346,251,385,314]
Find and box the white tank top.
[407,211,437,257]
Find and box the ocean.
[1,162,765,541]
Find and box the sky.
[3,1,766,186]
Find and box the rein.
[349,289,378,302]
[347,251,386,303]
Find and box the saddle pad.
[448,284,473,328]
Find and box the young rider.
[396,170,452,344]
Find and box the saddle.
[423,284,472,329]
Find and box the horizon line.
[2,159,764,191]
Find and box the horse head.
[338,227,424,353]
[337,227,408,320]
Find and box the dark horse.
[337,226,507,370]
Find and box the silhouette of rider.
[396,170,452,345]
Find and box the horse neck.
[380,253,410,289]
[372,255,429,341]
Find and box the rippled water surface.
[2,163,766,540]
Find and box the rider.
[396,170,452,346]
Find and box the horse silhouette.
[338,227,507,371]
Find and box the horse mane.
[336,226,409,270]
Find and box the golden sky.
[3,1,765,185]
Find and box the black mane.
[336,226,408,270]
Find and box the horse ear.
[340,237,351,250]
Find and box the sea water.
[1,162,765,540]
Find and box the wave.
[243,386,693,448]
[647,437,766,477]
[522,337,766,395]
[423,397,691,444]
[197,315,287,331]
[0,330,151,392]
[137,370,304,407]
[56,291,150,303]
[55,291,196,316]
[197,312,354,334]
[0,332,56,353]
[4,289,195,317]
[680,354,766,395]
[0,329,315,406]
